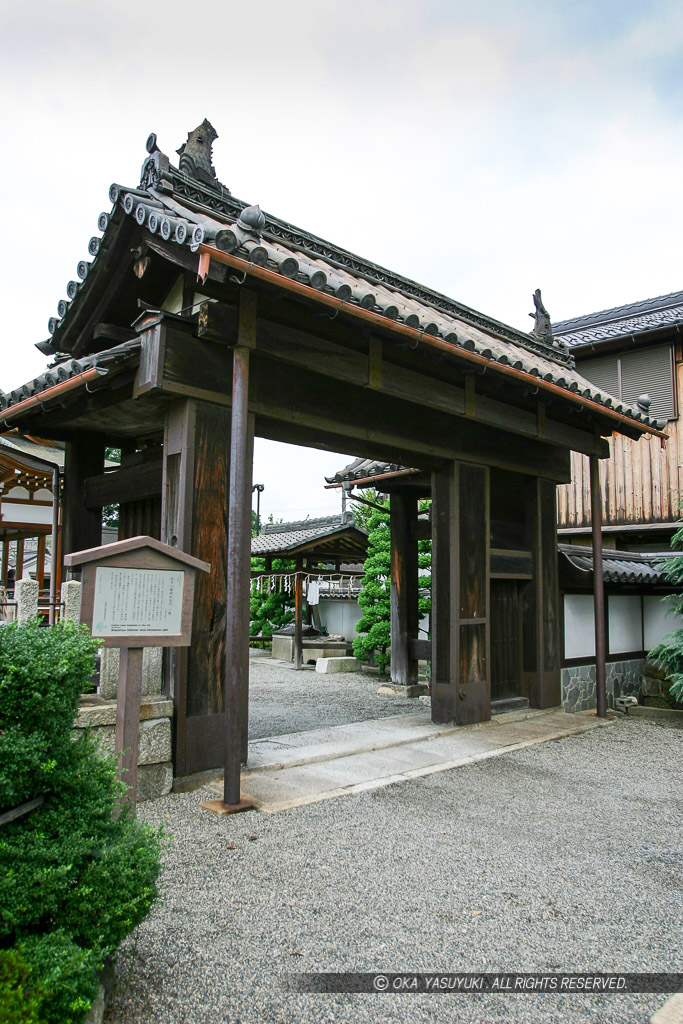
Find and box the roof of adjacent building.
[559,544,675,586]
[325,458,417,487]
[552,289,683,351]
[0,120,663,433]
[251,514,368,558]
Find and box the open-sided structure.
[0,121,667,802]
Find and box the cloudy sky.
[2,0,682,521]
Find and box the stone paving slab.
[208,708,613,813]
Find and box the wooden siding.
[557,352,683,528]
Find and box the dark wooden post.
[294,557,303,670]
[390,491,418,687]
[431,461,490,725]
[224,290,256,810]
[36,534,46,591]
[523,478,561,708]
[15,538,24,580]
[590,455,607,717]
[161,399,232,779]
[116,646,144,807]
[1,539,9,585]
[63,434,105,558]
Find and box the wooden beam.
[197,300,604,457]
[84,458,162,508]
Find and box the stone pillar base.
[378,682,430,697]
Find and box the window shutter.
[620,344,675,421]
[577,354,620,401]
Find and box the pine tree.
[647,524,683,703]
[353,499,391,673]
[352,496,432,675]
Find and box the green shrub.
[0,620,162,1024]
[0,947,43,1024]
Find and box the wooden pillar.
[390,491,418,687]
[590,455,607,718]
[15,538,24,580]
[36,534,46,590]
[1,539,9,586]
[523,478,561,708]
[116,646,144,807]
[161,398,232,779]
[224,290,256,808]
[63,434,105,558]
[431,461,490,725]
[294,557,303,670]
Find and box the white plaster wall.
[564,594,596,659]
[644,595,683,649]
[608,595,643,654]
[318,599,363,640]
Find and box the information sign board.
[92,567,185,637]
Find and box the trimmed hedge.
[0,620,162,1024]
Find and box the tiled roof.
[15,121,663,433]
[553,289,683,350]
[0,339,141,413]
[559,544,674,585]
[325,458,415,486]
[251,514,367,556]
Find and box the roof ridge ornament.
[176,119,219,186]
[529,289,553,345]
[529,288,572,360]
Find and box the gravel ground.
[105,718,682,1024]
[248,650,419,740]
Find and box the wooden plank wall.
[557,355,683,528]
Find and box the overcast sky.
[2,0,682,521]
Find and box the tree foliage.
[352,496,431,675]
[647,524,683,703]
[353,499,392,672]
[249,557,295,638]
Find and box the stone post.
[61,580,82,623]
[15,578,39,624]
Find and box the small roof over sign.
[63,534,210,573]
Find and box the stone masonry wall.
[562,658,644,713]
[74,696,173,801]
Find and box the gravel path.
[248,650,419,740]
[105,718,682,1024]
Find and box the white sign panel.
[92,567,185,636]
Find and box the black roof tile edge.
[553,288,683,336]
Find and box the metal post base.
[199,798,257,816]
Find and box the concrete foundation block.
[315,657,360,674]
[271,636,293,662]
[137,762,173,802]
[378,683,429,697]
